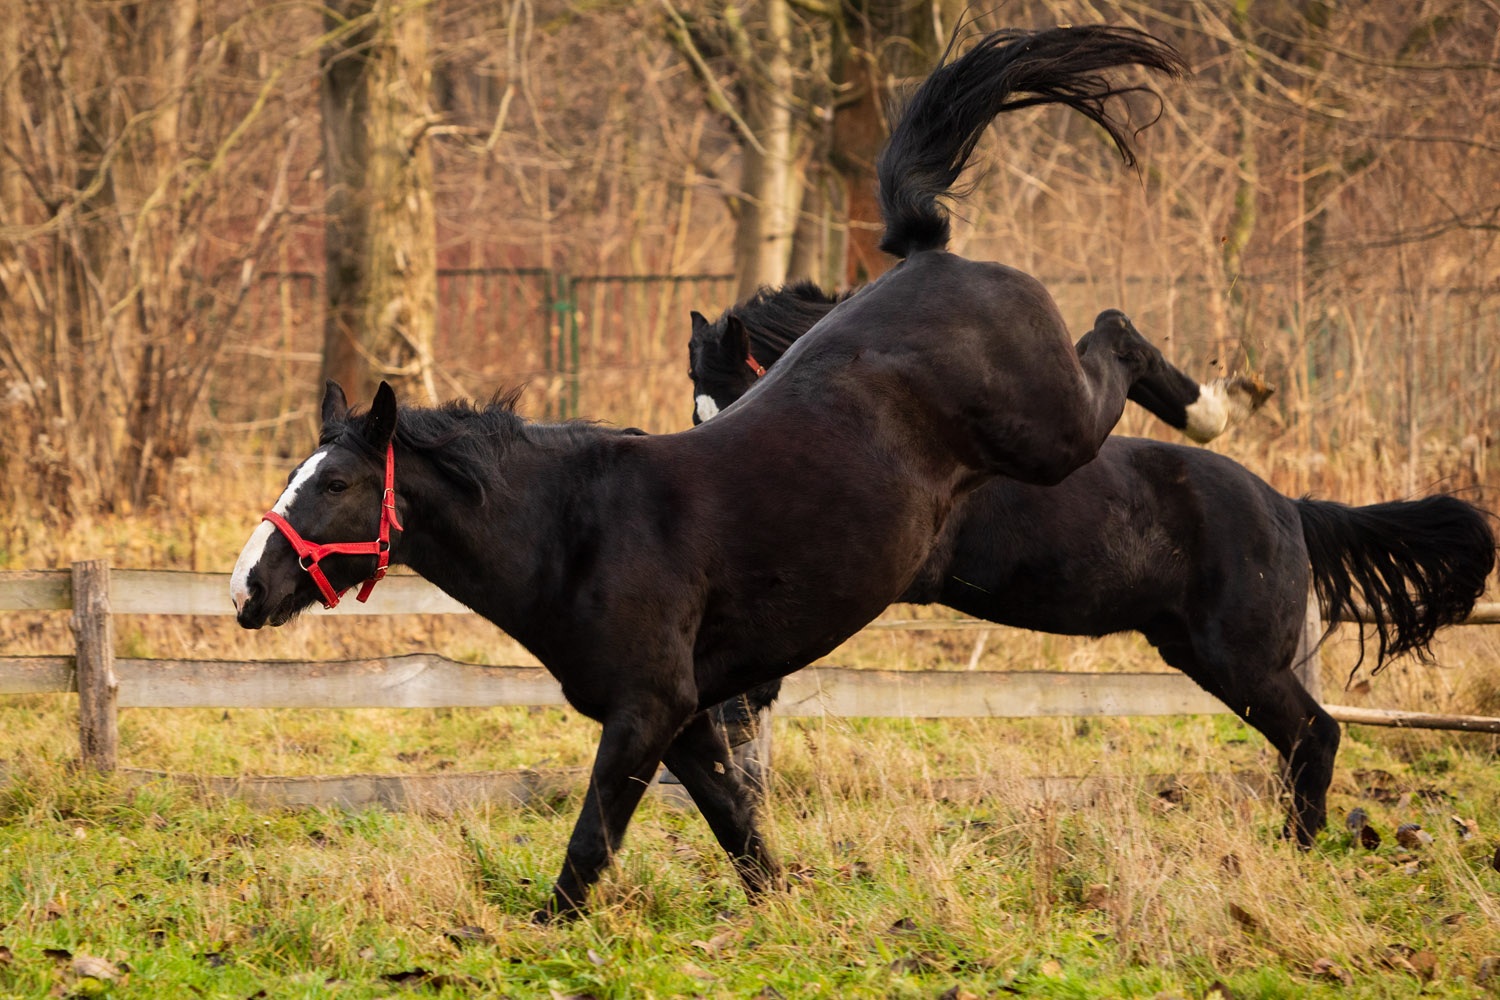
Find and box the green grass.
[1,708,1497,999]
[3,507,1498,997]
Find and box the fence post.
[70,560,118,773]
[1293,592,1323,703]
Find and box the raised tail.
[877,26,1187,259]
[1296,495,1495,673]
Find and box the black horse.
[690,281,1272,443]
[233,26,1203,916]
[689,284,1496,846]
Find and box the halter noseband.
[261,443,403,609]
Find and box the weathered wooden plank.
[108,569,471,616]
[1325,704,1500,734]
[10,569,1497,629]
[107,765,1276,815]
[1293,595,1322,701]
[109,657,1232,717]
[761,668,1230,718]
[120,766,588,814]
[72,561,118,773]
[0,656,75,694]
[0,571,70,611]
[1460,602,1500,625]
[114,654,567,709]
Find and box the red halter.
[745,352,767,378]
[261,443,403,609]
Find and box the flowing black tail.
[1296,494,1495,674]
[877,26,1187,259]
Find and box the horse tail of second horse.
[1297,494,1496,672]
[878,26,1188,259]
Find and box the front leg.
[661,710,784,899]
[543,695,694,920]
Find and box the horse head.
[230,380,406,628]
[688,310,761,424]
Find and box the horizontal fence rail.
[2,565,1498,787]
[6,566,1498,622]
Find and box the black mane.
[329,388,628,503]
[714,280,850,370]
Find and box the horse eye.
[327,480,349,494]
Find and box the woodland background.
[2,0,1499,565]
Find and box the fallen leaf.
[586,948,606,966]
[1228,903,1261,933]
[690,930,739,957]
[0,946,10,966]
[1204,980,1237,1000]
[1354,769,1402,803]
[1311,957,1353,986]
[71,955,123,981]
[1359,824,1381,850]
[1219,853,1242,876]
[1450,816,1478,841]
[888,951,944,974]
[1083,884,1112,911]
[680,960,717,982]
[938,987,979,1000]
[1475,956,1499,985]
[443,925,493,947]
[1380,949,1419,976]
[1039,958,1064,976]
[1396,823,1433,849]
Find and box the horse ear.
[724,314,750,357]
[365,381,399,449]
[690,310,710,336]
[321,380,349,428]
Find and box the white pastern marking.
[694,394,721,423]
[230,449,329,610]
[1183,382,1230,443]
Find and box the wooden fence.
[2,562,1498,803]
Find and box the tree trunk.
[321,0,439,404]
[730,0,801,299]
[829,0,962,287]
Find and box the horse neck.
[393,424,583,637]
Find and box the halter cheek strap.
[745,352,767,378]
[262,443,404,609]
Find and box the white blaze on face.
[230,449,329,611]
[695,393,721,423]
[1182,381,1231,444]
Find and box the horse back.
[769,252,1101,484]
